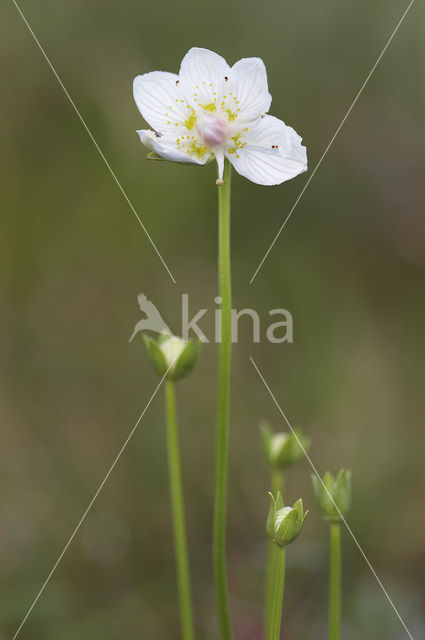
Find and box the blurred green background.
[1,0,424,638]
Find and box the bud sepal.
[147,150,215,166]
[311,469,352,522]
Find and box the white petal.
[137,129,157,150]
[225,115,307,186]
[133,72,188,133]
[137,129,211,165]
[179,47,230,105]
[229,58,272,121]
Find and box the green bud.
[143,333,201,382]
[260,421,311,470]
[266,492,308,547]
[311,469,352,522]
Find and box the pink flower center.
[196,114,229,148]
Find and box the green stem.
[213,159,233,640]
[268,546,286,640]
[165,381,195,640]
[329,522,341,640]
[264,469,283,638]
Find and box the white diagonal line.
[250,0,415,284]
[11,0,176,284]
[250,356,414,639]
[12,364,173,640]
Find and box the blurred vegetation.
[1,0,424,638]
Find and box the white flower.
[133,47,307,186]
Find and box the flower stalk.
[165,380,195,640]
[264,469,283,638]
[265,493,307,639]
[268,546,286,640]
[213,158,233,640]
[329,521,341,640]
[311,470,351,640]
[261,423,310,638]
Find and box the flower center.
[196,114,229,148]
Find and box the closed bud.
[266,492,308,547]
[260,421,311,470]
[143,333,202,382]
[311,469,352,522]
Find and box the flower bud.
[311,469,352,522]
[260,421,311,470]
[266,492,308,548]
[143,333,202,382]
